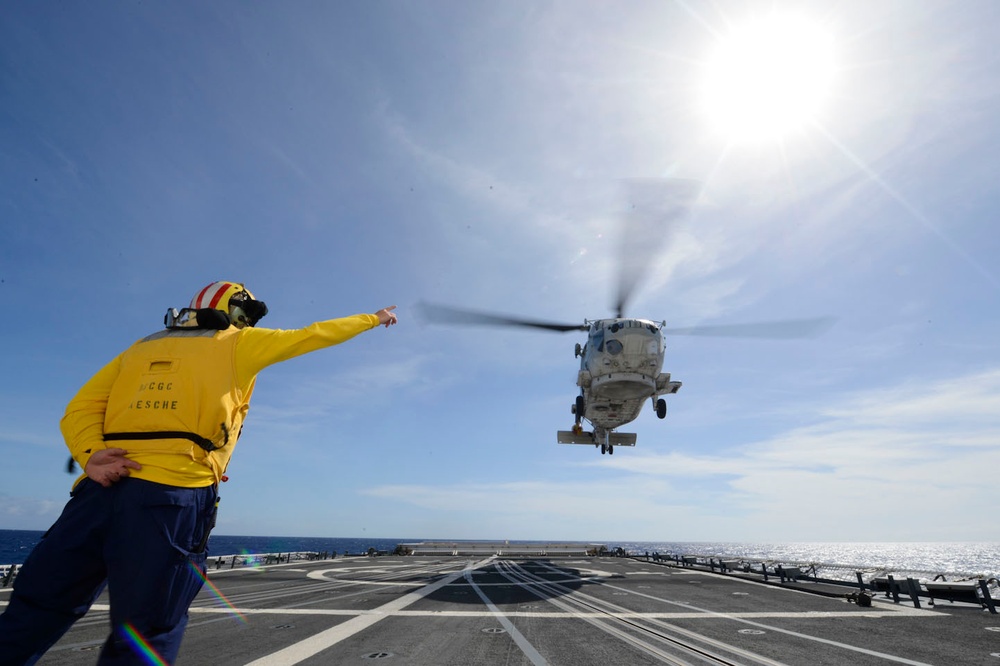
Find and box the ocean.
[1,530,996,579]
[0,530,408,567]
[615,540,999,579]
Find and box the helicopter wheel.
[609,446,614,455]
[601,444,607,455]
[656,398,667,419]
[574,395,585,423]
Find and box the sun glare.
[701,15,836,143]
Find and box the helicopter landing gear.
[573,395,585,426]
[601,443,613,455]
[655,398,667,419]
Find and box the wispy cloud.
[250,353,437,429]
[381,110,755,322]
[0,493,63,529]
[378,104,539,221]
[360,477,719,540]
[599,367,1000,538]
[0,429,60,450]
[361,367,1000,540]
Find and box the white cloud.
[361,366,1000,541]
[822,368,1000,427]
[0,494,63,530]
[0,430,59,449]
[250,353,436,428]
[387,120,756,326]
[360,477,735,541]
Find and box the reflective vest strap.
[104,431,220,452]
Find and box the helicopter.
[420,179,833,455]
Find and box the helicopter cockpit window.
[592,328,605,352]
[605,339,623,355]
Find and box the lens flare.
[241,548,263,569]
[188,560,248,624]
[120,623,168,666]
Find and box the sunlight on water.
[622,541,1000,578]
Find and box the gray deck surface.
[4,555,999,665]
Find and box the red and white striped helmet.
[190,281,267,327]
[190,281,246,311]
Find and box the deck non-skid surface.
[5,556,1000,665]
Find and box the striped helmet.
[190,281,267,328]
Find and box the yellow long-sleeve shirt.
[60,314,380,488]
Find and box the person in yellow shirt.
[0,281,398,665]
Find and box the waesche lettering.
[129,380,178,410]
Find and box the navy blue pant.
[0,478,217,665]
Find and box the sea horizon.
[2,529,996,579]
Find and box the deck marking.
[464,568,550,666]
[56,600,941,622]
[505,561,788,666]
[597,578,937,665]
[184,607,954,619]
[243,558,494,666]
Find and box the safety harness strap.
[104,431,221,452]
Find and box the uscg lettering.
[129,378,179,410]
[138,382,173,391]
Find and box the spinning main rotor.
[419,178,833,340]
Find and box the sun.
[700,14,836,143]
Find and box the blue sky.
[2,1,998,543]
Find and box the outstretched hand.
[376,305,398,328]
[85,448,142,488]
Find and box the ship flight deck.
[2,550,998,665]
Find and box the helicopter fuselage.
[573,318,681,439]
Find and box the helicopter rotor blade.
[417,302,588,333]
[662,317,836,339]
[614,178,701,318]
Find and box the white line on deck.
[184,607,935,619]
[596,579,937,666]
[464,567,549,666]
[0,600,942,620]
[242,557,495,666]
